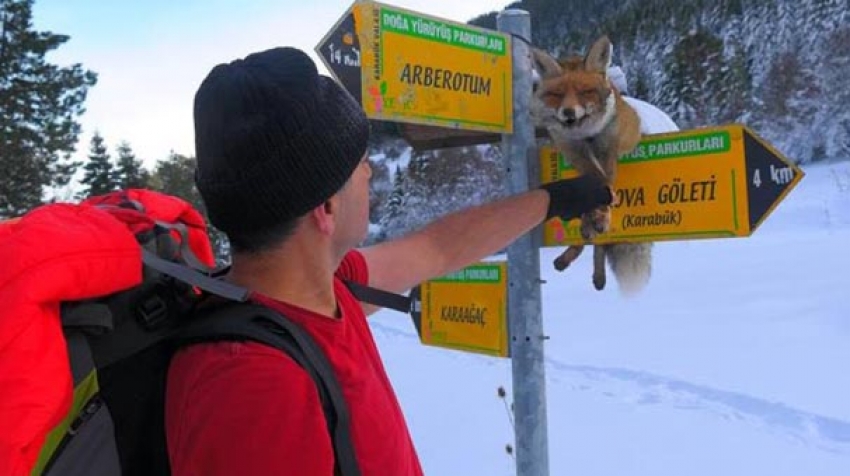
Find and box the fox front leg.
[588,178,619,237]
[589,205,612,235]
[592,245,607,290]
[580,211,599,241]
[585,146,620,236]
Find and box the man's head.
[193,47,370,254]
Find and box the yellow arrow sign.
[412,261,509,358]
[318,1,513,133]
[540,124,805,246]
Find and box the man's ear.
[312,199,337,235]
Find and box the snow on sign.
[540,124,805,246]
[411,262,509,358]
[316,0,512,133]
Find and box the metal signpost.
[496,10,549,476]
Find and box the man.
[165,47,612,475]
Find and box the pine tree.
[376,145,505,240]
[380,167,407,229]
[755,47,820,162]
[714,37,754,124]
[661,27,726,128]
[149,152,229,264]
[818,26,850,158]
[368,158,391,224]
[378,165,426,241]
[631,65,651,100]
[0,0,97,217]
[149,152,202,210]
[405,149,433,186]
[113,141,149,189]
[78,132,116,198]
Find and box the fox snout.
[556,106,587,126]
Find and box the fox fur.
[531,35,651,295]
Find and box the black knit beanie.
[193,47,370,237]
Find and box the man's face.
[334,154,372,249]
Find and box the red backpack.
[0,189,406,476]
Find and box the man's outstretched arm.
[357,176,611,314]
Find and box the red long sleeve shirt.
[165,250,423,475]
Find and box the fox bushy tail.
[605,243,652,296]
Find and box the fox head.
[530,36,618,140]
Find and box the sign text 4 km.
[540,124,805,246]
[316,0,513,133]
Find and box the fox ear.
[531,48,562,80]
[584,35,613,75]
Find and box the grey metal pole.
[497,9,549,476]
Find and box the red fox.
[531,35,650,294]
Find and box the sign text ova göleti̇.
[356,2,512,133]
[540,126,753,245]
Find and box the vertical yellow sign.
[354,1,512,133]
[419,262,509,358]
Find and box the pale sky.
[31,0,514,170]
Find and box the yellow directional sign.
[413,262,509,358]
[540,124,805,246]
[317,1,513,133]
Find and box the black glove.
[540,175,614,221]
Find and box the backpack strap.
[344,280,412,313]
[141,249,250,302]
[141,248,412,313]
[177,303,361,476]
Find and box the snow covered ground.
[368,160,850,475]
